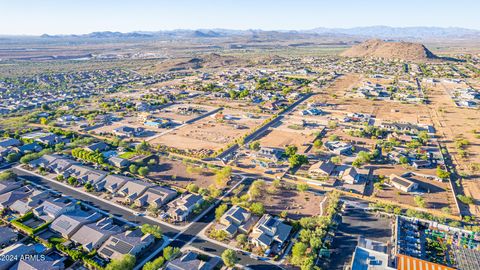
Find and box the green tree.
[457,195,474,205]
[163,246,180,261]
[138,166,150,176]
[141,224,163,239]
[129,164,138,174]
[289,154,308,168]
[221,249,238,267]
[142,256,165,270]
[215,166,232,187]
[436,166,450,180]
[249,141,260,151]
[313,139,323,149]
[285,145,298,157]
[215,204,228,221]
[414,196,426,208]
[0,170,16,181]
[297,183,309,192]
[291,242,308,266]
[249,202,265,215]
[105,254,136,270]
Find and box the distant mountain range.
[29,26,480,40]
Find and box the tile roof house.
[11,259,64,270]
[29,155,78,174]
[308,161,336,177]
[94,174,130,193]
[0,186,33,210]
[251,214,292,250]
[219,205,255,237]
[134,186,177,209]
[0,226,18,247]
[165,251,220,270]
[257,147,285,162]
[98,228,154,260]
[108,156,130,168]
[0,243,36,270]
[389,174,418,193]
[10,189,51,215]
[71,217,123,251]
[117,179,153,202]
[84,141,109,152]
[50,209,103,238]
[0,138,21,148]
[167,193,204,222]
[0,181,22,196]
[28,154,62,169]
[341,167,360,184]
[33,198,76,222]
[62,165,107,185]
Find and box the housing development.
[1,2,480,270]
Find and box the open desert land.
[191,95,267,114]
[146,155,219,189]
[424,80,480,215]
[153,103,219,123]
[373,165,459,215]
[150,108,267,153]
[251,181,327,220]
[257,117,322,154]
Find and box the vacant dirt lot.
[147,156,218,189]
[254,181,326,220]
[424,80,480,215]
[372,165,459,215]
[150,108,266,152]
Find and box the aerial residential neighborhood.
[1,1,480,270]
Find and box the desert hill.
[340,39,438,61]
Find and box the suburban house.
[108,156,130,168]
[0,226,18,247]
[113,126,144,138]
[29,155,78,174]
[257,147,285,162]
[165,251,220,270]
[219,205,255,237]
[94,174,130,193]
[250,214,292,251]
[33,198,76,222]
[167,193,204,222]
[10,189,51,215]
[50,209,103,238]
[98,228,154,260]
[84,141,109,152]
[11,259,65,270]
[0,243,37,270]
[0,138,21,148]
[0,186,33,210]
[117,179,153,202]
[390,174,418,192]
[0,181,22,196]
[62,165,107,185]
[341,167,361,184]
[325,141,353,155]
[16,142,43,154]
[71,217,123,251]
[308,161,335,177]
[134,186,177,209]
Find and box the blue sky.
[1,0,478,35]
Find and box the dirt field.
[147,156,218,189]
[257,117,321,154]
[150,108,267,153]
[424,80,480,215]
[254,181,326,220]
[372,165,459,215]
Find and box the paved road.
[12,168,282,270]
